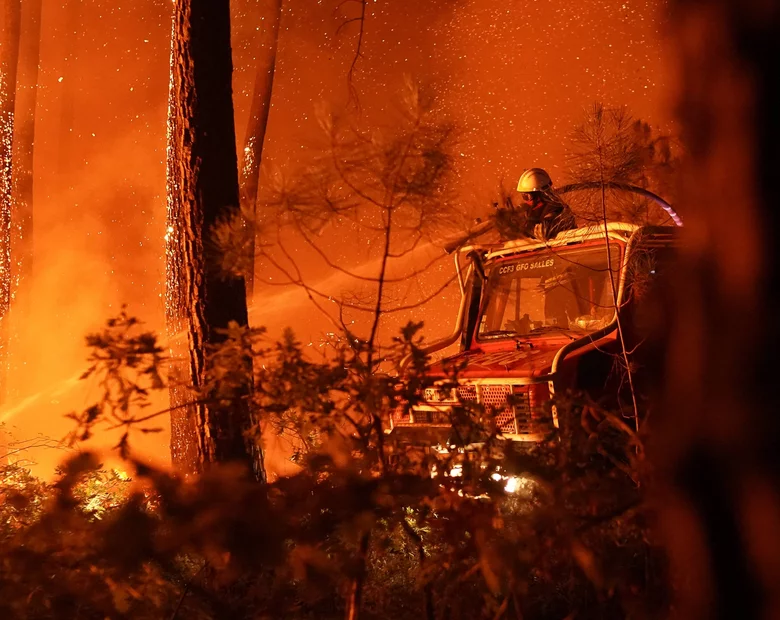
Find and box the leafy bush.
[0,314,669,619]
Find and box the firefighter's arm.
[541,209,576,239]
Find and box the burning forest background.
[2,0,779,618]
[0,0,673,477]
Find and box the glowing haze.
[0,0,672,476]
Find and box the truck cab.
[391,220,679,444]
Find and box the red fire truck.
[391,185,680,444]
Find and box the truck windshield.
[478,243,622,339]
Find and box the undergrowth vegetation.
[0,314,670,619]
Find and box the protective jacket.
[494,196,576,241]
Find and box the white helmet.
[517,168,553,193]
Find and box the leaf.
[571,539,604,589]
[106,578,131,614]
[60,452,102,479]
[6,491,30,510]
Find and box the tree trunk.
[12,0,42,285]
[659,1,780,618]
[0,0,22,401]
[239,0,282,298]
[166,0,264,480]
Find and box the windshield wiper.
[528,325,578,340]
[479,330,535,347]
[480,330,521,339]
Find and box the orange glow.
[0,0,673,478]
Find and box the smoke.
[1,126,169,477]
[0,0,672,478]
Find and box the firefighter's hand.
[534,223,547,240]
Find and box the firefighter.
[494,168,577,241]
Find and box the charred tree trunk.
[12,0,42,284]
[659,1,780,618]
[239,0,282,298]
[0,0,22,401]
[166,0,264,479]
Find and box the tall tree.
[0,0,22,401]
[659,0,780,618]
[238,0,283,298]
[166,0,263,479]
[12,0,43,285]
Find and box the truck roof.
[482,222,678,262]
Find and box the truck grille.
[394,383,551,438]
[422,385,477,403]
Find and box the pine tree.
[566,102,680,225]
[0,0,22,401]
[12,0,42,286]
[238,0,283,298]
[166,0,263,479]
